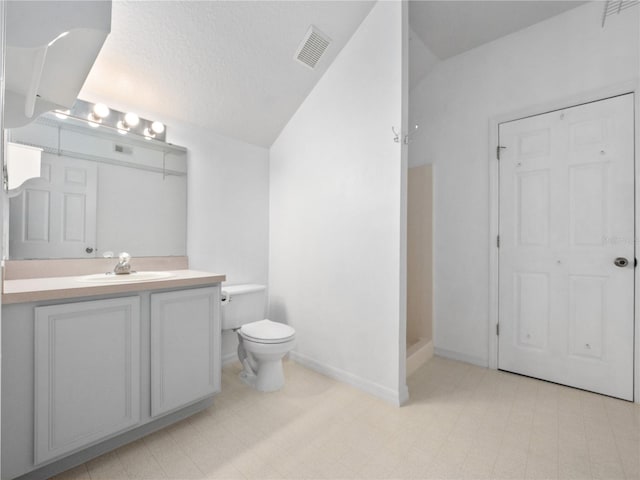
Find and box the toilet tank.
[221,284,267,330]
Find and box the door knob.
[86,247,94,254]
[614,257,629,267]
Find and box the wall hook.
[392,125,420,145]
[392,126,401,143]
[403,124,419,145]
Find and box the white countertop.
[2,270,226,304]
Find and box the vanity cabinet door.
[151,287,220,417]
[34,297,141,464]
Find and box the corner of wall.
[268,0,406,405]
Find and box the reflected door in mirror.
[10,155,97,259]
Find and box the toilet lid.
[240,319,295,343]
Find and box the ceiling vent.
[295,26,331,70]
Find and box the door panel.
[23,189,50,242]
[569,275,605,359]
[515,272,550,350]
[569,163,607,246]
[517,170,550,246]
[498,94,634,401]
[62,193,87,241]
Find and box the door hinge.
[496,235,500,248]
[496,323,500,336]
[497,145,506,160]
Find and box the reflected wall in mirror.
[6,110,187,259]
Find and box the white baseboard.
[434,347,488,368]
[289,351,406,407]
[406,339,434,377]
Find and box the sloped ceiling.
[82,1,589,147]
[408,1,588,90]
[81,1,375,147]
[410,1,588,60]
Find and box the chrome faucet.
[113,252,132,275]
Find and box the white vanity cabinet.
[2,280,223,480]
[151,287,219,416]
[34,297,141,464]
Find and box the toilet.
[221,284,295,392]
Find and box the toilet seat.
[239,319,295,344]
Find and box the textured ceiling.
[82,1,588,147]
[81,1,375,147]
[409,1,587,60]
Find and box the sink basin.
[76,271,174,283]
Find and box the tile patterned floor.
[52,356,639,479]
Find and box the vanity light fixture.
[61,99,168,142]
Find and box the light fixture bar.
[53,99,167,142]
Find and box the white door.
[498,94,635,401]
[9,154,97,259]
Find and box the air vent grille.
[295,26,331,69]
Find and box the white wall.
[409,2,639,365]
[174,123,269,362]
[269,1,406,405]
[172,123,269,286]
[97,162,187,257]
[78,93,270,361]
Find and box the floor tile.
[48,356,638,480]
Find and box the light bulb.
[143,127,154,139]
[124,112,139,127]
[92,103,110,119]
[151,121,165,134]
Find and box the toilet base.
[237,336,296,392]
[239,358,285,392]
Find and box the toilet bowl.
[237,319,296,392]
[221,285,296,392]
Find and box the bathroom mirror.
[5,111,187,259]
